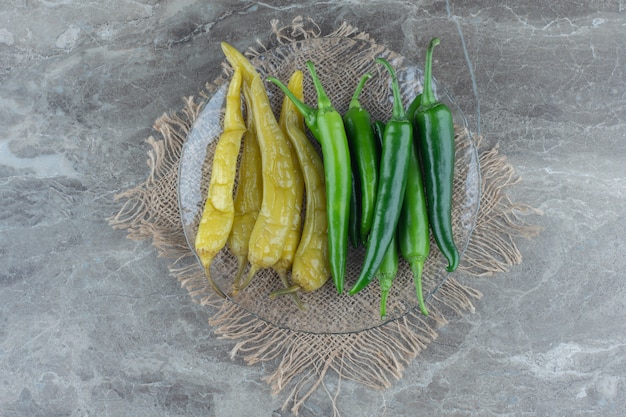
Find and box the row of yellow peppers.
[194,42,331,306]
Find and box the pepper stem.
[269,285,301,297]
[267,76,317,129]
[421,37,440,108]
[380,287,390,319]
[232,255,247,287]
[348,73,373,110]
[232,264,258,295]
[410,259,429,316]
[375,58,406,121]
[203,262,226,298]
[306,61,334,111]
[276,269,305,310]
[270,285,307,311]
[378,276,393,319]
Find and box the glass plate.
[178,37,480,334]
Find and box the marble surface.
[1,1,624,416]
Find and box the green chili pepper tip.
[411,261,428,316]
[377,236,398,319]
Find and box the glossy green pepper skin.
[398,120,430,316]
[348,170,361,248]
[268,61,351,294]
[349,58,412,295]
[343,73,378,245]
[370,120,399,319]
[372,120,386,148]
[376,231,398,319]
[413,37,459,272]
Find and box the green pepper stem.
[306,61,334,111]
[232,255,247,288]
[410,259,429,316]
[232,265,258,295]
[421,37,440,108]
[375,58,406,121]
[269,285,306,311]
[269,285,301,297]
[380,286,390,319]
[267,76,318,128]
[349,72,373,110]
[276,269,305,310]
[204,263,227,299]
[378,274,394,319]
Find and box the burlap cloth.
[108,17,542,415]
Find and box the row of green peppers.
[269,37,459,318]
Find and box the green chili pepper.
[343,73,378,245]
[349,58,412,295]
[370,120,398,319]
[372,120,386,147]
[377,232,398,319]
[406,88,422,125]
[348,170,361,248]
[413,38,459,272]
[398,120,430,317]
[268,61,352,294]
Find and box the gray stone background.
[1,1,624,416]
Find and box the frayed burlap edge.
[108,16,542,416]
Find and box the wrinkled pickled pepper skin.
[272,72,306,308]
[271,70,330,295]
[228,82,262,288]
[273,74,306,281]
[195,68,246,298]
[268,61,352,294]
[220,42,298,292]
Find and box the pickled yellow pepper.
[273,81,305,279]
[194,68,246,298]
[228,82,262,287]
[273,75,306,308]
[220,42,298,292]
[271,71,330,295]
